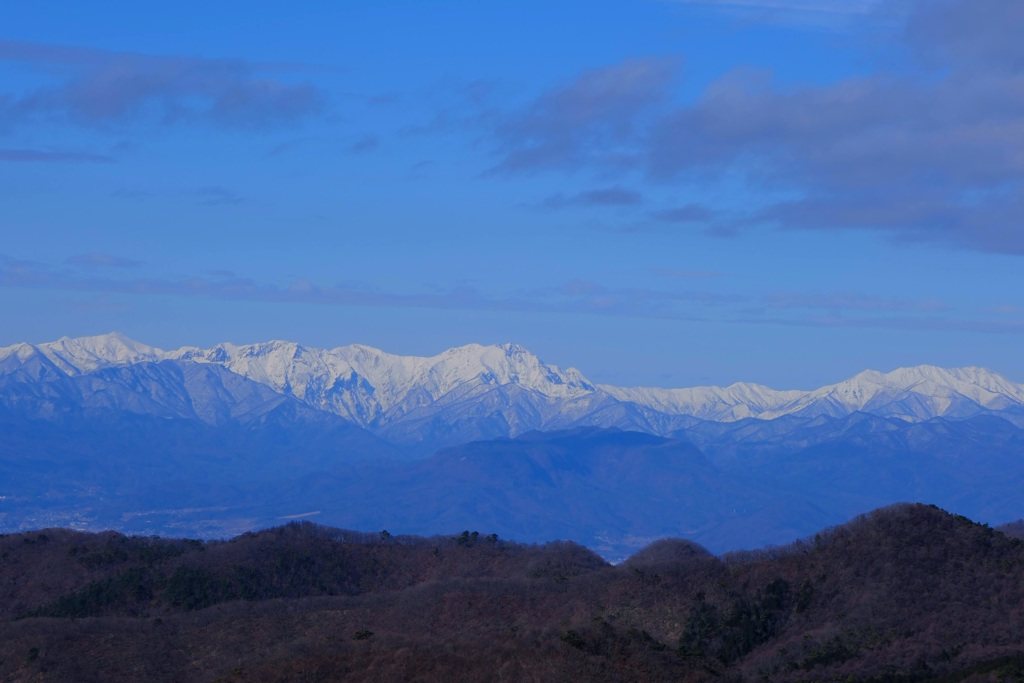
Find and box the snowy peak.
[431,342,595,397]
[600,381,804,421]
[3,334,1023,432]
[870,365,1024,402]
[47,331,164,365]
[0,332,165,376]
[166,338,596,424]
[769,365,1024,420]
[168,340,371,423]
[172,340,357,399]
[334,341,595,408]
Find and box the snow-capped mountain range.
[5,333,1024,555]
[3,333,1024,448]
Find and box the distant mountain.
[999,519,1024,540]
[1,359,293,425]
[0,355,403,539]
[680,412,1024,533]
[5,414,1024,557]
[3,333,1024,452]
[310,428,836,557]
[4,333,1024,555]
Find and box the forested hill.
[2,504,1024,682]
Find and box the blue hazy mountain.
[2,333,1024,558]
[5,333,1024,454]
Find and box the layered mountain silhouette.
[2,333,1024,556]
[3,504,1024,681]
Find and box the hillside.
[2,504,1024,681]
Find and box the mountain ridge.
[3,504,1024,682]
[4,336,1024,557]
[3,333,1023,449]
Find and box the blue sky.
[2,0,1023,388]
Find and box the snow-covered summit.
[3,333,1023,429]
[0,332,165,376]
[172,339,357,403]
[162,337,593,424]
[335,341,595,407]
[763,364,1024,420]
[601,382,805,421]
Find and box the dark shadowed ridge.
[3,504,1024,681]
[622,537,714,567]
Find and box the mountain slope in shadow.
[2,504,1024,682]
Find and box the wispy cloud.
[650,267,720,279]
[0,40,326,130]
[480,0,1024,256]
[670,0,894,28]
[110,188,151,200]
[675,0,881,14]
[651,204,715,224]
[762,291,950,313]
[264,137,316,158]
[0,147,114,163]
[986,304,1024,315]
[65,253,143,269]
[406,159,435,180]
[489,58,678,174]
[59,294,131,316]
[537,187,644,209]
[1,253,1019,335]
[346,134,379,155]
[0,255,730,322]
[193,186,244,206]
[749,313,1024,335]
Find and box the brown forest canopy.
[2,504,1024,682]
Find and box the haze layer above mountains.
[3,333,1024,558]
